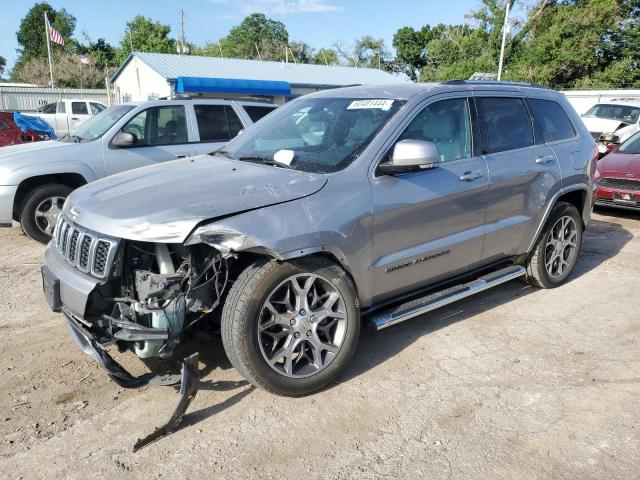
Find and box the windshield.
[617,131,640,154]
[219,97,405,173]
[584,104,640,123]
[71,105,134,142]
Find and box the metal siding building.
[111,52,405,104]
[0,85,114,111]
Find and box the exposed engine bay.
[101,241,230,360]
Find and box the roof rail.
[441,79,548,89]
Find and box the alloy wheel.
[34,196,65,236]
[544,215,578,278]
[258,273,347,378]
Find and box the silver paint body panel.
[46,83,595,313]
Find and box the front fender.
[6,162,99,186]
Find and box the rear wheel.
[221,257,360,396]
[525,201,583,288]
[19,184,71,244]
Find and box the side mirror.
[378,139,439,175]
[111,131,137,148]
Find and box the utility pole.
[497,0,510,81]
[178,10,188,55]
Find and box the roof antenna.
[255,42,262,62]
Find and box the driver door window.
[398,97,472,162]
[120,106,188,147]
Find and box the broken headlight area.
[100,241,230,360]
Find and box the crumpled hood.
[64,155,327,242]
[597,152,640,176]
[582,117,628,135]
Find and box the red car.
[595,130,640,211]
[0,111,51,147]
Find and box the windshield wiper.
[238,155,293,169]
[215,150,292,169]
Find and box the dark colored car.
[0,112,51,147]
[595,131,640,211]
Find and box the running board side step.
[370,265,526,331]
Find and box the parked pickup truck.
[25,99,108,138]
[0,98,277,242]
[42,81,596,409]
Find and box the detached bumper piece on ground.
[65,313,200,451]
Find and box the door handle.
[535,155,555,164]
[71,117,79,120]
[176,153,188,159]
[459,171,484,182]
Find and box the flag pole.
[44,12,55,88]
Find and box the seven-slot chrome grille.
[597,177,640,192]
[53,216,118,279]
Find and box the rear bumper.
[0,185,18,226]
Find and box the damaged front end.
[106,241,230,361]
[44,221,236,448]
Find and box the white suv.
[580,98,640,154]
[0,98,277,243]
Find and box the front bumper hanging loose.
[65,314,201,451]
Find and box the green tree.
[336,36,391,69]
[311,48,339,65]
[0,56,6,79]
[116,16,175,64]
[288,40,314,63]
[218,13,289,61]
[16,2,76,59]
[16,51,106,88]
[508,0,635,87]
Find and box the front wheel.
[19,184,71,244]
[524,201,583,288]
[221,257,360,396]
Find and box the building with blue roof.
[110,52,405,104]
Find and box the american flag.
[47,18,65,47]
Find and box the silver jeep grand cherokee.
[42,81,597,398]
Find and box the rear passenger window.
[478,97,533,153]
[244,105,277,123]
[398,97,473,163]
[194,105,243,142]
[527,98,576,143]
[72,102,88,115]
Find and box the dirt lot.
[0,208,639,479]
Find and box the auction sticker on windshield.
[347,99,394,111]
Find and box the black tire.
[524,201,583,288]
[221,257,360,396]
[19,183,72,244]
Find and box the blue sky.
[1,0,481,72]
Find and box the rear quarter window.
[527,98,576,143]
[477,97,534,153]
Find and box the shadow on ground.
[149,212,634,432]
[340,215,633,384]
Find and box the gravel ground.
[0,208,639,479]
